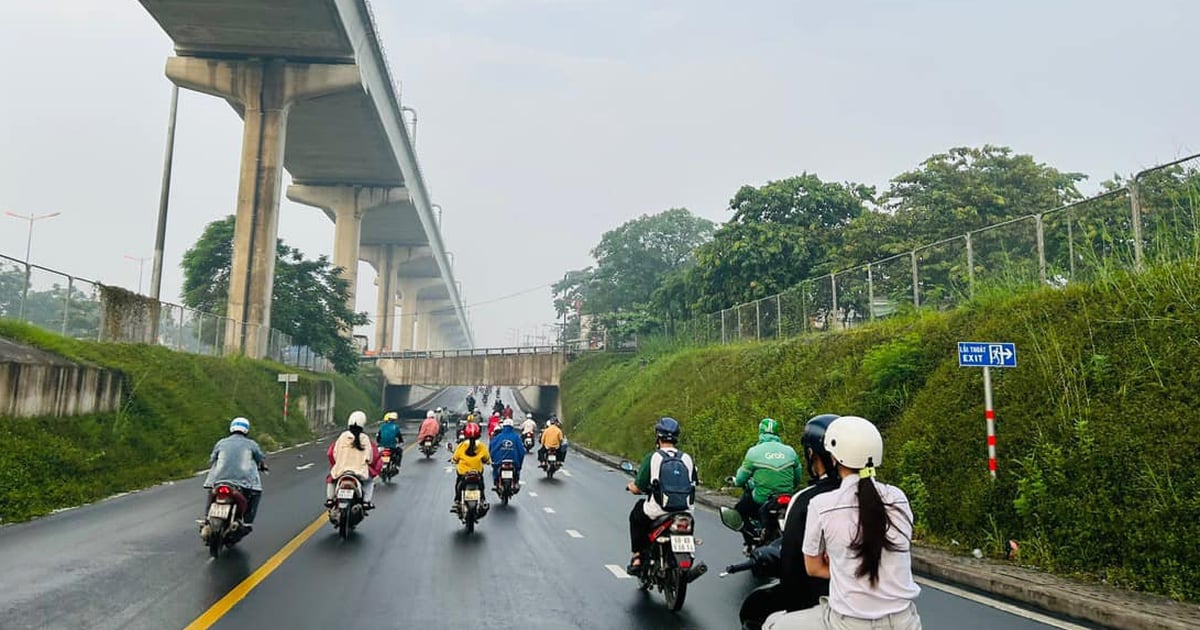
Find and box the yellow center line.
[183,441,418,630]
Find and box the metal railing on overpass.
[362,344,578,360]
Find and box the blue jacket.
[204,434,266,491]
[489,427,526,470]
[377,421,403,449]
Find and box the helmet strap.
[859,466,876,479]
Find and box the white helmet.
[436,407,443,413]
[824,416,883,470]
[348,410,368,429]
[426,410,436,419]
[229,417,251,434]
[502,418,514,427]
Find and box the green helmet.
[758,417,780,436]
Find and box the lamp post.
[5,210,61,320]
[401,106,417,147]
[432,203,443,227]
[124,255,151,295]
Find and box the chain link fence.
[676,153,1200,346]
[0,253,331,372]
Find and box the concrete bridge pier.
[398,278,440,351]
[166,57,361,358]
[286,185,409,329]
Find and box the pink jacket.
[418,418,441,442]
[325,431,381,482]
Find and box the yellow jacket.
[541,425,563,449]
[452,440,491,475]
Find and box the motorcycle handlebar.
[720,558,756,578]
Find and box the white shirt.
[641,448,696,519]
[520,419,537,434]
[803,475,921,619]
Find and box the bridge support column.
[397,277,439,351]
[167,57,360,357]
[286,185,408,332]
[417,299,451,350]
[368,246,401,352]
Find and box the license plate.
[381,455,391,463]
[336,488,355,499]
[208,503,232,519]
[501,470,514,479]
[547,455,557,462]
[670,535,696,553]
[463,489,481,501]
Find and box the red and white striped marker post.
[278,373,299,422]
[983,366,996,479]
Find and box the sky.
[1,0,1198,347]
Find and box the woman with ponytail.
[326,410,382,510]
[450,421,490,510]
[764,416,921,629]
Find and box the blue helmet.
[654,417,680,442]
[229,417,251,435]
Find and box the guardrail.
[363,344,577,360]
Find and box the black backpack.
[653,449,694,512]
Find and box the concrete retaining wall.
[0,362,123,418]
[297,379,336,432]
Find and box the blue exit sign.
[958,342,1017,368]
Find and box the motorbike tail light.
[678,559,692,569]
[216,485,232,496]
[381,448,392,456]
[776,494,792,506]
[669,514,694,534]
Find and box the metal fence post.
[910,251,920,308]
[776,294,782,338]
[1035,213,1047,284]
[1067,215,1076,280]
[830,274,839,330]
[866,264,875,320]
[1129,181,1145,271]
[801,283,809,333]
[965,232,975,297]
[62,276,73,336]
[721,310,727,344]
[755,299,761,341]
[736,307,743,342]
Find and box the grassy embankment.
[0,320,382,522]
[561,261,1200,601]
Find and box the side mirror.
[723,475,737,487]
[619,461,635,473]
[719,506,744,532]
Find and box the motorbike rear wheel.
[338,506,351,539]
[207,518,224,558]
[664,568,688,611]
[465,506,476,534]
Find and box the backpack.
[653,449,694,512]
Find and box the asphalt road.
[0,387,1086,629]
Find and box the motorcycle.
[620,461,707,611]
[543,447,562,479]
[420,436,439,459]
[522,431,535,452]
[199,482,252,558]
[719,542,797,630]
[456,470,490,533]
[379,448,400,484]
[720,478,791,555]
[448,427,466,452]
[496,459,519,506]
[328,473,367,539]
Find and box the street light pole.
[401,106,417,148]
[150,84,179,301]
[124,255,151,294]
[6,210,61,320]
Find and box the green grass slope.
[0,321,381,522]
[561,262,1200,601]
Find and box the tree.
[689,174,874,312]
[587,208,714,314]
[181,216,368,374]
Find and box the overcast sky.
[2,0,1197,347]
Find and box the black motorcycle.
[456,470,489,533]
[200,482,251,558]
[496,459,519,506]
[379,447,400,483]
[620,461,707,611]
[329,473,367,539]
[543,447,562,479]
[719,481,792,556]
[720,540,825,630]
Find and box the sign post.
[277,373,299,422]
[957,342,1017,479]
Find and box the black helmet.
[801,414,840,482]
[654,417,681,442]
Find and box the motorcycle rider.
[466,393,477,414]
[765,416,922,629]
[376,411,405,468]
[520,413,538,438]
[503,404,514,420]
[487,411,502,438]
[625,417,698,575]
[435,406,448,438]
[733,418,802,551]
[492,396,505,417]
[538,416,567,467]
[325,411,381,511]
[451,422,491,511]
[418,410,442,447]
[489,417,527,493]
[202,417,267,533]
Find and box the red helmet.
[463,422,482,439]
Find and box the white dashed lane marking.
[605,564,633,579]
[543,507,556,514]
[295,463,314,471]
[560,469,573,477]
[529,492,538,497]
[566,529,584,538]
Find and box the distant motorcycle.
[543,447,562,479]
[620,461,707,611]
[496,459,519,506]
[199,481,254,558]
[420,436,439,459]
[379,448,400,484]
[328,473,367,539]
[522,431,535,452]
[456,470,489,533]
